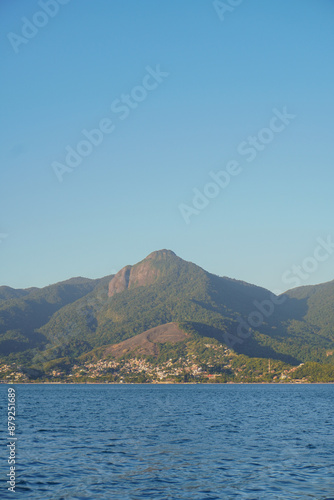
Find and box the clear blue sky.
[1,0,334,293]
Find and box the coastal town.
[0,343,310,384]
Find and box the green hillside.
[0,277,105,356]
[285,280,334,339]
[1,250,334,382]
[36,251,288,361]
[0,286,29,302]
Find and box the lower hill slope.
[102,322,189,358]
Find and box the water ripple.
[0,384,334,499]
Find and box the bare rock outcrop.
[108,249,176,297]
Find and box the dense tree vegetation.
[1,251,334,382]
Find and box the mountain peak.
[145,249,177,261]
[108,250,179,297]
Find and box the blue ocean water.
[1,384,334,499]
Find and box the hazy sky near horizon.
[1,0,334,292]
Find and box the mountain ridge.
[0,249,333,382]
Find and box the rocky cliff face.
[108,265,131,297]
[108,250,176,297]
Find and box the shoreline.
[2,381,334,385]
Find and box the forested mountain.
[0,286,29,302]
[0,276,111,356]
[285,280,334,339]
[1,250,333,379]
